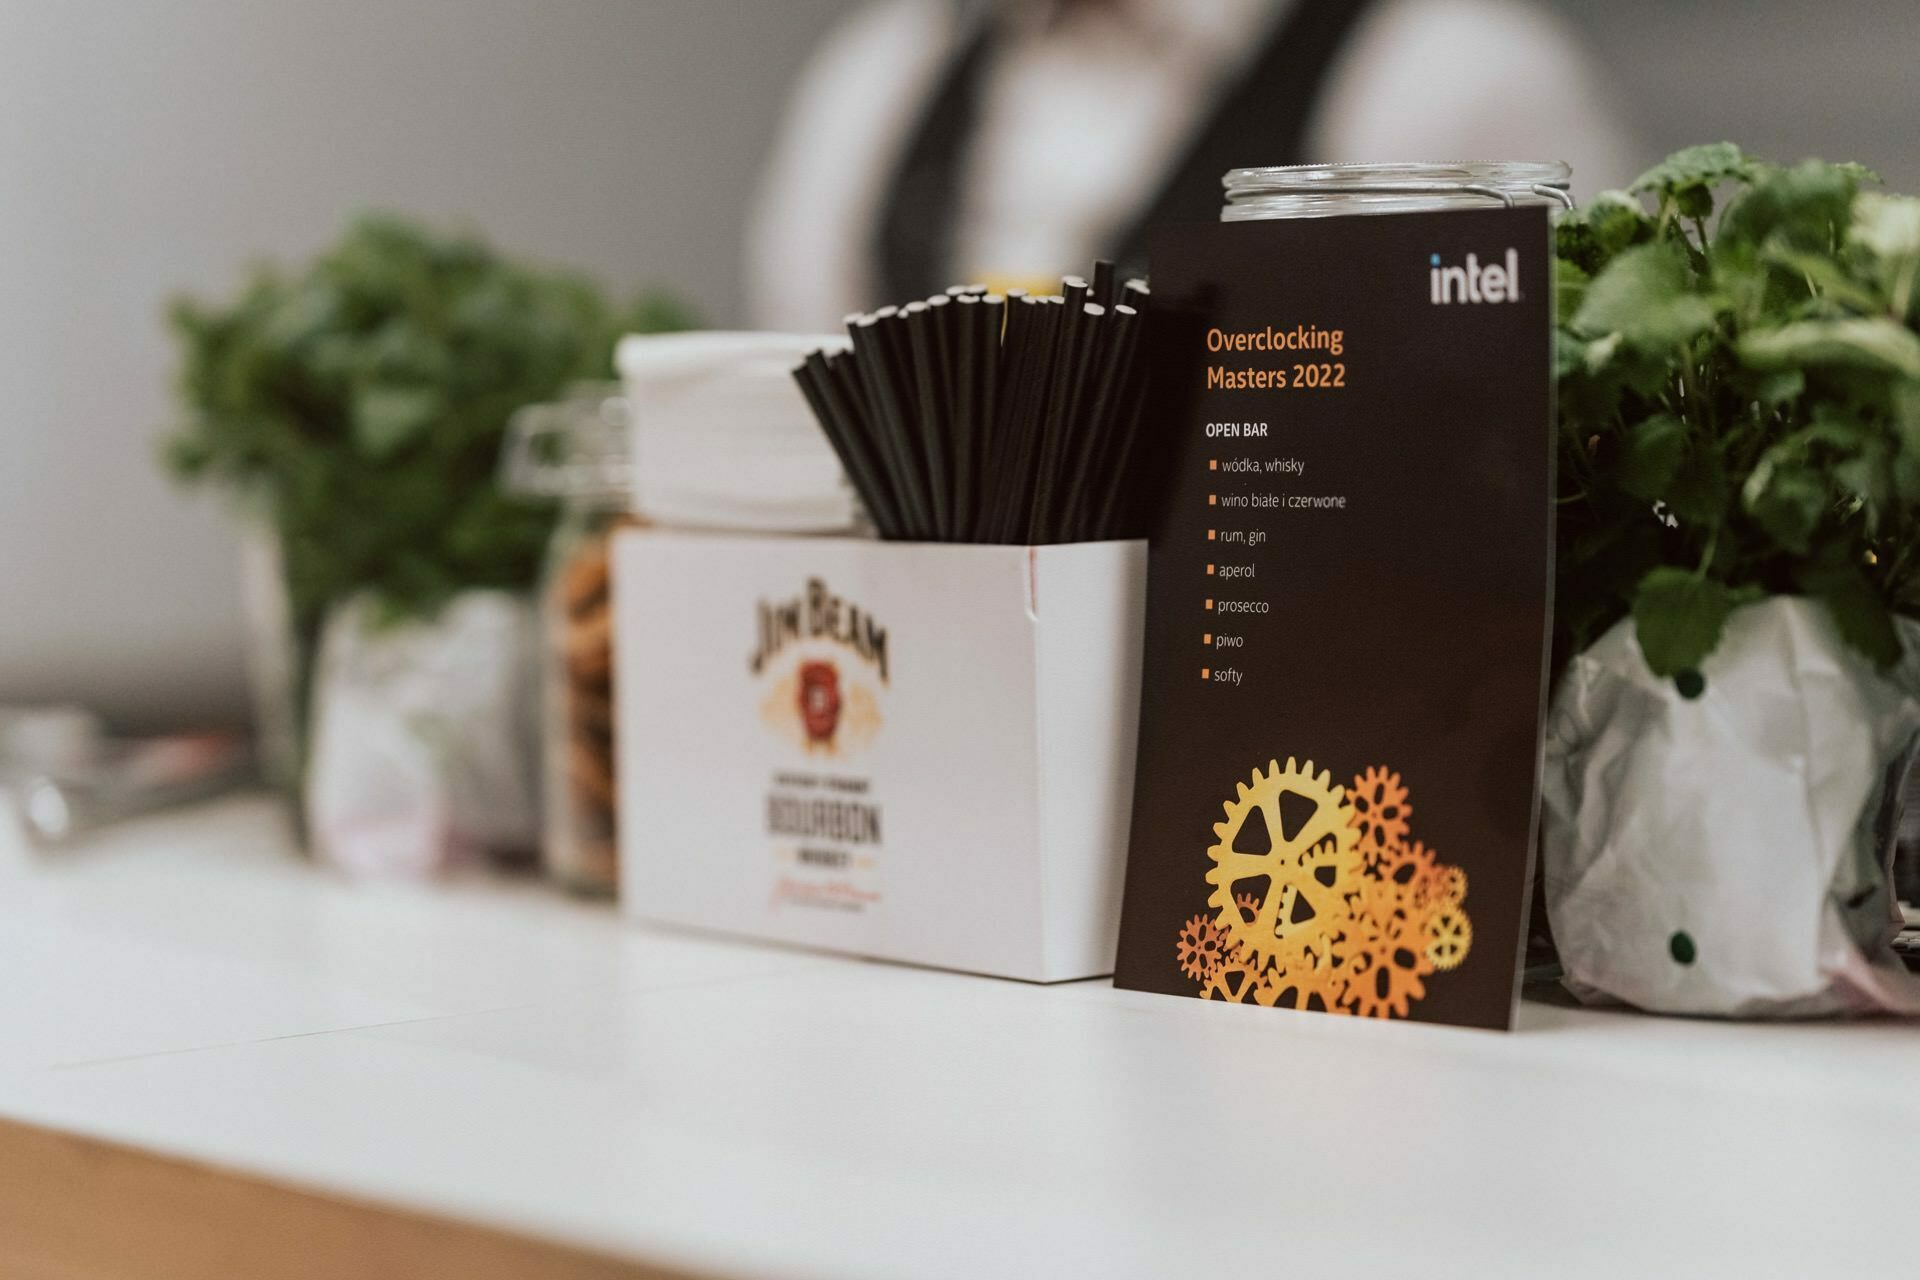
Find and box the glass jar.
[501,384,633,896]
[1221,161,1572,220]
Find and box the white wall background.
[1557,0,1920,194]
[1,0,1916,729]
[0,0,847,729]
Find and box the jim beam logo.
[751,576,886,754]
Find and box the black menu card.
[1114,208,1554,1030]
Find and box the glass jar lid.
[498,382,631,506]
[1222,161,1572,220]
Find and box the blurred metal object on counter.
[0,707,253,848]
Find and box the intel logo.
[1429,249,1521,304]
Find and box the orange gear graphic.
[1359,840,1439,928]
[1347,766,1412,859]
[1294,915,1364,992]
[1255,970,1294,1008]
[1199,958,1261,1003]
[1425,907,1472,971]
[1180,760,1473,1021]
[1417,864,1468,911]
[1258,963,1343,1012]
[1175,913,1234,981]
[1203,957,1340,1011]
[1204,758,1362,972]
[1342,912,1435,1019]
[1375,839,1438,897]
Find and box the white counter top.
[2,796,1914,1279]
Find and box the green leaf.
[1554,259,1591,326]
[1616,415,1687,501]
[1631,568,1751,676]
[1895,379,1920,437]
[1582,332,1623,372]
[1738,318,1920,379]
[1631,143,1755,197]
[1741,412,1868,524]
[1853,193,1920,318]
[1573,243,1720,349]
[1745,467,1826,554]
[350,385,444,459]
[1891,381,1920,501]
[1553,329,1587,379]
[1553,144,1919,688]
[1718,160,1860,252]
[1895,449,1920,505]
[1749,368,1806,405]
[1555,190,1655,275]
[1666,447,1731,524]
[1851,193,1920,262]
[1759,243,1886,313]
[1675,184,1715,220]
[1834,439,1894,532]
[1801,557,1904,667]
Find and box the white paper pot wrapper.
[306,591,539,877]
[1543,596,1920,1017]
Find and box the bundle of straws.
[793,261,1150,545]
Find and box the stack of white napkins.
[617,331,856,533]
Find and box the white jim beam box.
[612,529,1147,981]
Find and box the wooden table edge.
[0,1114,714,1280]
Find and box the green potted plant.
[166,214,693,863]
[1543,144,1920,1016]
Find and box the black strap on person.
[874,0,1378,302]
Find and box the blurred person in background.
[749,0,1640,330]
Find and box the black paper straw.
[806,351,903,539]
[987,295,1057,542]
[971,293,1005,539]
[881,307,944,539]
[848,309,931,539]
[982,294,1038,538]
[1090,312,1153,537]
[930,295,962,537]
[1091,259,1116,310]
[1027,289,1093,542]
[1044,305,1105,545]
[1042,278,1090,533]
[1064,303,1142,540]
[905,300,952,539]
[876,305,934,537]
[790,358,857,525]
[929,293,960,537]
[952,293,982,539]
[796,262,1149,547]
[1005,296,1065,542]
[1051,311,1115,542]
[819,350,909,539]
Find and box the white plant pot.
[304,591,539,877]
[1542,596,1920,1017]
